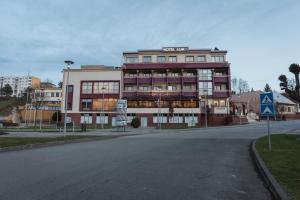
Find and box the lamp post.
[202,89,208,128]
[101,86,106,129]
[64,60,74,135]
[157,88,162,129]
[39,88,44,132]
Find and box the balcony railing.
[182,76,197,83]
[213,90,230,98]
[213,75,228,83]
[123,77,137,84]
[138,77,152,84]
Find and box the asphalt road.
[0,120,299,200]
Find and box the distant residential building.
[40,82,56,89]
[0,75,40,97]
[32,87,62,109]
[230,90,298,116]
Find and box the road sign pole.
[267,115,271,151]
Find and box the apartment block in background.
[0,75,40,97]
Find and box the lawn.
[0,99,17,110]
[256,134,300,200]
[0,135,117,148]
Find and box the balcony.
[153,77,167,83]
[123,77,137,84]
[138,77,152,84]
[167,76,181,84]
[182,91,198,98]
[122,91,137,99]
[213,75,228,83]
[213,90,230,98]
[182,76,197,83]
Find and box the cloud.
[0,0,299,90]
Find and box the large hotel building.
[62,47,231,127]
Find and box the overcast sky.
[1,0,300,90]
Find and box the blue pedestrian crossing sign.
[260,92,275,116]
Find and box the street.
[0,120,300,200]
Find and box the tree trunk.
[295,73,300,108]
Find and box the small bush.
[131,117,140,128]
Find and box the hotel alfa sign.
[162,47,188,52]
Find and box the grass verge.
[0,135,117,148]
[256,134,300,200]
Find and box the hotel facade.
[123,47,231,127]
[62,47,232,127]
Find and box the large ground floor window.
[80,113,92,124]
[96,113,108,124]
[80,98,118,111]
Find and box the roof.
[273,91,296,105]
[123,62,230,70]
[230,90,296,105]
[63,65,122,72]
[123,47,227,54]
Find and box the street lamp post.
[64,60,74,135]
[158,88,162,129]
[203,89,208,128]
[101,86,106,129]
[39,89,44,132]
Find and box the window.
[215,84,227,91]
[56,92,60,97]
[139,101,153,107]
[185,114,198,123]
[197,56,206,62]
[82,82,93,94]
[126,57,138,63]
[199,82,213,95]
[212,56,225,62]
[182,100,197,108]
[139,86,150,91]
[125,86,136,92]
[51,92,54,97]
[169,114,184,123]
[153,114,168,123]
[80,114,92,124]
[183,84,196,91]
[93,82,119,94]
[168,85,180,91]
[168,56,177,62]
[81,99,92,111]
[185,56,194,62]
[92,98,117,111]
[67,85,73,93]
[198,69,212,80]
[157,56,166,62]
[168,72,180,77]
[96,114,108,124]
[143,56,152,63]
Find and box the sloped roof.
[273,91,296,105]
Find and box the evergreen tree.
[264,83,272,92]
[1,84,13,97]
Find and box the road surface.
[0,120,299,200]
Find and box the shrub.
[131,117,140,128]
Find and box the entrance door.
[141,117,148,128]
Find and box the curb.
[0,136,119,153]
[251,140,289,200]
